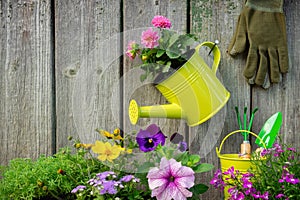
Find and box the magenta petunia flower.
[141,28,159,49]
[152,15,172,29]
[147,157,195,200]
[136,124,166,152]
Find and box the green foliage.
[0,143,108,199]
[249,138,300,199]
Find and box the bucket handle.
[216,130,267,155]
[195,41,221,74]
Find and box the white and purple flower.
[147,157,195,200]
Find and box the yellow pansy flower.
[97,129,124,141]
[91,141,123,162]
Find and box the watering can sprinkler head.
[128,41,230,127]
[129,99,184,125]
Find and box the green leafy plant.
[0,139,108,199]
[126,15,198,82]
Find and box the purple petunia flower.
[141,28,159,49]
[71,185,86,194]
[136,124,166,152]
[147,157,195,200]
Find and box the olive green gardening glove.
[227,0,289,88]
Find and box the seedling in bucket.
[234,106,258,159]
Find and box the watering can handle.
[195,41,221,74]
[216,130,267,155]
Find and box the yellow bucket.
[129,41,230,126]
[216,130,266,199]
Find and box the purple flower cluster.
[210,169,225,190]
[211,162,300,200]
[210,167,269,200]
[279,166,300,185]
[71,171,140,195]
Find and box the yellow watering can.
[216,130,266,199]
[129,41,230,126]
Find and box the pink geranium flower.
[147,157,195,200]
[141,28,159,49]
[126,41,139,60]
[152,15,172,29]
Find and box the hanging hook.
[208,40,219,56]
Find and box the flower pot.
[129,41,230,126]
[216,130,266,199]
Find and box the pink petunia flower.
[147,157,195,200]
[141,28,159,49]
[152,15,172,29]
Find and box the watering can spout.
[129,100,183,125]
[128,41,230,127]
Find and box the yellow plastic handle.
[195,41,221,74]
[216,130,267,155]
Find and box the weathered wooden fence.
[1,0,299,199]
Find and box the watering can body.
[129,41,230,126]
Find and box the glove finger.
[278,47,289,73]
[255,49,268,86]
[244,48,258,80]
[268,48,280,83]
[227,12,247,56]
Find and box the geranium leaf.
[156,49,165,58]
[168,33,180,47]
[193,163,214,173]
[166,50,180,59]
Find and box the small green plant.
[0,139,108,199]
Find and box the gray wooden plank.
[0,0,53,165]
[55,0,121,147]
[123,0,187,138]
[189,1,251,199]
[252,0,300,150]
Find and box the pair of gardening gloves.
[227,0,289,89]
